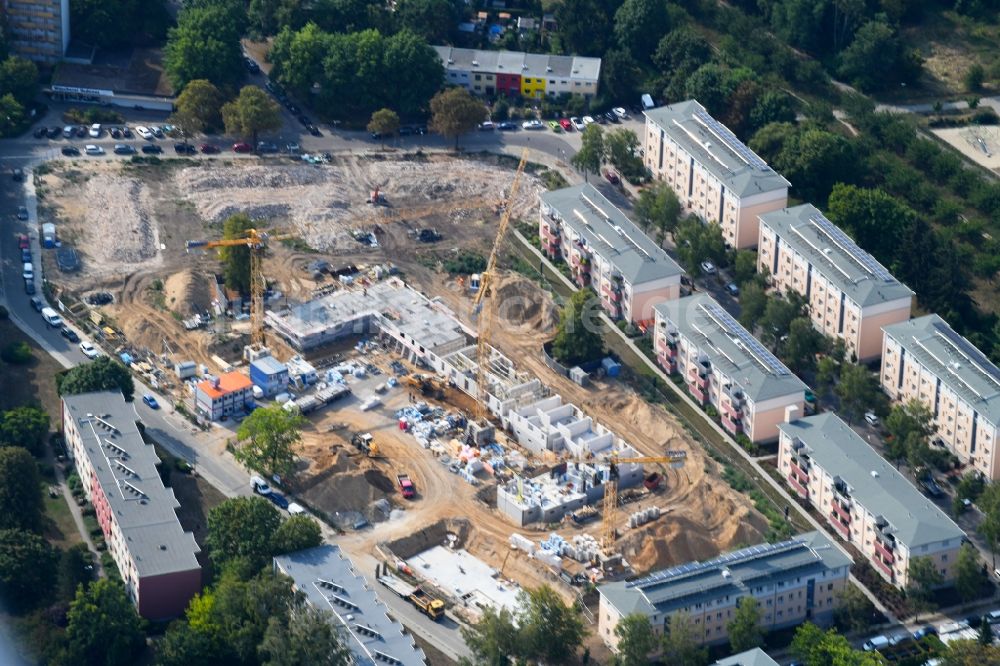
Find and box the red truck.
[397,474,415,499]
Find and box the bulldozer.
[351,432,383,458]
[402,374,448,400]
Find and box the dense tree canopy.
[551,290,604,367]
[58,357,135,402]
[235,405,305,479]
[0,447,43,532]
[428,86,487,149]
[837,20,920,93]
[613,0,670,63]
[0,405,49,456]
[70,0,171,49]
[222,85,283,146]
[259,604,352,666]
[0,528,58,610]
[750,123,860,204]
[65,579,145,666]
[206,496,282,575]
[171,79,225,136]
[220,212,255,294]
[165,3,246,91]
[270,515,322,556]
[572,124,605,177]
[394,0,462,43]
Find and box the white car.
[570,117,586,131]
[864,411,879,426]
[521,119,544,130]
[79,341,99,358]
[135,126,153,140]
[288,502,305,515]
[612,107,629,120]
[84,144,105,156]
[700,260,717,274]
[582,115,596,125]
[88,123,102,138]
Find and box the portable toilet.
[469,273,481,291]
[42,223,56,248]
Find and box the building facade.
[193,371,254,421]
[3,0,70,63]
[643,100,789,249]
[433,46,601,99]
[598,533,851,651]
[652,293,806,442]
[758,205,912,362]
[62,391,201,619]
[778,412,965,588]
[881,315,1000,480]
[249,354,289,397]
[539,184,684,325]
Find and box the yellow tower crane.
[472,148,530,421]
[600,451,687,555]
[186,228,295,354]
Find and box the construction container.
[41,223,56,248]
[175,361,197,379]
[249,355,289,397]
[601,357,621,377]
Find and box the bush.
[442,250,487,274]
[62,107,124,124]
[0,341,32,364]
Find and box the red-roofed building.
[193,371,254,421]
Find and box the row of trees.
[0,55,39,137]
[572,124,647,183]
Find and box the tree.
[248,0,309,36]
[460,604,519,666]
[206,496,282,575]
[517,585,587,664]
[790,621,825,663]
[0,405,50,456]
[634,182,682,241]
[613,0,670,63]
[751,124,860,205]
[550,290,604,367]
[833,584,875,633]
[270,515,322,555]
[554,0,614,55]
[259,603,351,666]
[838,20,920,93]
[58,357,135,402]
[0,447,43,532]
[781,317,827,373]
[0,528,58,610]
[222,85,283,147]
[727,597,763,652]
[429,86,487,150]
[171,79,225,137]
[955,542,983,603]
[907,555,944,619]
[0,94,26,137]
[613,613,657,666]
[815,356,839,400]
[827,184,916,270]
[394,0,461,42]
[68,0,171,50]
[749,91,796,134]
[791,623,883,665]
[367,108,400,149]
[942,640,1000,665]
[661,611,707,666]
[980,482,1000,567]
[1,340,32,364]
[164,4,246,90]
[759,293,805,346]
[964,63,985,92]
[836,364,877,423]
[955,472,986,514]
[572,124,605,178]
[219,212,255,294]
[675,218,727,273]
[235,405,305,479]
[0,56,38,105]
[979,617,994,646]
[654,27,711,75]
[604,128,645,181]
[732,250,758,287]
[739,283,768,331]
[65,579,144,666]
[58,543,95,603]
[600,48,643,104]
[884,400,933,465]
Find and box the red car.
[200,144,220,154]
[232,142,252,153]
[559,118,572,131]
[604,169,620,185]
[17,234,29,250]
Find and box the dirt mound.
[296,451,396,525]
[381,518,473,559]
[492,275,559,333]
[364,469,395,493]
[164,269,215,316]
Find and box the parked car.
[84,144,105,156]
[109,127,122,139]
[199,143,220,154]
[612,106,629,120]
[864,411,879,427]
[922,476,944,497]
[571,117,586,131]
[245,57,261,74]
[604,111,620,124]
[862,636,890,652]
[60,326,79,343]
[151,126,164,138]
[113,144,135,155]
[46,126,62,139]
[61,146,80,156]
[700,260,717,274]
[17,234,29,250]
[912,625,937,640]
[497,121,517,131]
[547,120,562,132]
[559,118,572,131]
[297,114,311,126]
[257,141,278,153]
[75,125,87,138]
[173,143,196,154]
[88,123,102,138]
[121,126,132,138]
[62,125,75,138]
[603,169,620,185]
[232,142,252,153]
[30,297,43,312]
[16,206,28,220]
[11,167,23,181]
[21,248,31,262]
[726,283,740,296]
[582,115,596,125]
[24,280,35,295]
[250,475,272,495]
[521,119,544,130]
[308,124,322,137]
[285,142,300,154]
[478,121,495,131]
[142,394,160,409]
[267,491,289,510]
[136,126,153,140]
[140,144,162,154]
[33,126,46,139]
[79,341,99,359]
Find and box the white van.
[41,307,62,327]
[22,262,33,281]
[863,635,890,651]
[250,475,272,495]
[641,93,655,110]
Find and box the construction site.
[34,150,769,627]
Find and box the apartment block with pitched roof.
[758,204,912,362]
[432,46,601,100]
[882,315,1000,480]
[643,100,789,249]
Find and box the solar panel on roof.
[808,213,895,281]
[701,302,790,376]
[692,108,769,170]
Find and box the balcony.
[831,500,851,523]
[829,515,850,539]
[788,474,809,498]
[722,415,742,435]
[872,554,893,578]
[576,272,591,288]
[722,400,742,420]
[689,385,706,403]
[790,461,809,485]
[874,539,895,563]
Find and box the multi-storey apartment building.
[652,293,806,442]
[432,46,601,99]
[643,100,789,249]
[62,391,202,619]
[598,532,851,651]
[3,0,70,63]
[882,315,1000,480]
[539,184,683,324]
[758,204,912,363]
[778,412,965,588]
[714,649,780,666]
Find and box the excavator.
[401,373,449,400]
[351,432,383,458]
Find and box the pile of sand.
[297,451,397,524]
[492,275,559,334]
[164,269,216,316]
